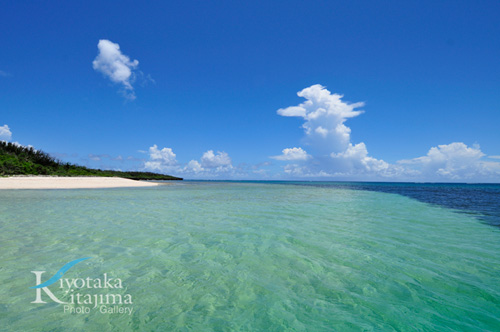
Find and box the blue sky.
[1,0,499,181]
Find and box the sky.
[1,0,499,182]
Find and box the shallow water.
[1,182,499,331]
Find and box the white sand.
[0,176,160,189]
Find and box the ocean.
[1,181,499,331]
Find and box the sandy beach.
[0,176,160,189]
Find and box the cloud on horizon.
[0,125,12,141]
[143,145,237,178]
[273,85,500,182]
[399,142,500,181]
[132,85,500,182]
[93,39,139,100]
[271,147,310,161]
[275,85,391,179]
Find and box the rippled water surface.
[1,182,499,331]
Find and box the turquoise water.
[1,182,499,331]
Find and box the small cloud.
[50,152,68,159]
[143,145,178,172]
[252,161,272,170]
[488,155,500,160]
[137,71,156,87]
[0,70,11,77]
[184,150,234,177]
[92,39,139,100]
[200,150,232,168]
[88,153,113,161]
[271,147,310,161]
[0,124,12,141]
[283,164,308,176]
[127,155,145,161]
[142,145,236,178]
[148,145,177,165]
[88,154,101,161]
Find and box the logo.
[31,257,133,315]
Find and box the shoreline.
[0,176,161,189]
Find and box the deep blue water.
[298,182,500,227]
[319,182,500,227]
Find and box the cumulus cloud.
[277,84,364,154]
[143,144,178,172]
[185,160,204,173]
[274,85,389,179]
[271,147,310,161]
[93,39,139,100]
[331,143,390,173]
[148,145,177,165]
[0,124,12,141]
[200,150,232,168]
[182,150,234,176]
[398,142,500,181]
[273,85,500,182]
[142,145,236,178]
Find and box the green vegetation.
[0,141,182,180]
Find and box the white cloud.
[143,145,178,172]
[277,84,364,154]
[148,145,177,165]
[331,142,390,173]
[0,70,11,77]
[88,154,101,161]
[200,150,232,168]
[86,154,123,163]
[0,125,12,141]
[274,85,388,179]
[283,164,307,176]
[142,146,236,178]
[398,142,500,181]
[273,85,500,182]
[271,147,310,161]
[182,150,235,177]
[93,39,139,100]
[184,160,204,173]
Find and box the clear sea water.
[1,181,499,331]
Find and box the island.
[0,141,182,189]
